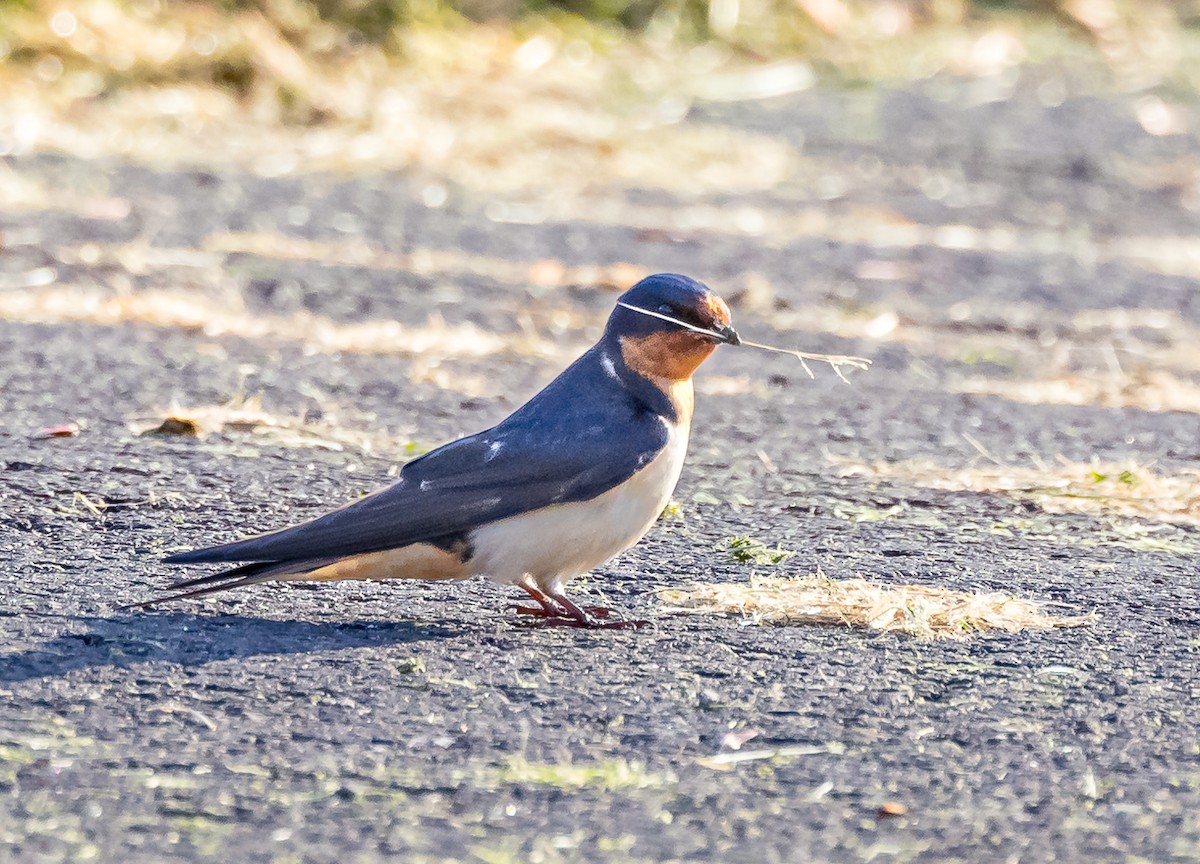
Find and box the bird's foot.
[511,604,612,619]
[513,578,645,628]
[517,612,649,630]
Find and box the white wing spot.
[419,480,433,491]
[486,440,504,462]
[600,351,619,380]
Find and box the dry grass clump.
[660,573,1093,639]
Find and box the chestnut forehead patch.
[702,293,732,327]
[617,300,729,337]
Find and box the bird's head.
[605,273,739,383]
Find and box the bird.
[136,273,740,629]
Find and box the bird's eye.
[657,303,674,315]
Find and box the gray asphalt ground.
[3,67,1200,862]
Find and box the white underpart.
[468,419,689,591]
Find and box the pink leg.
[511,576,616,621]
[535,584,648,630]
[512,578,568,618]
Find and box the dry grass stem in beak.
[735,338,872,383]
[618,302,870,381]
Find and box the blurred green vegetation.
[2,0,1197,149]
[145,0,1200,45]
[3,0,1196,56]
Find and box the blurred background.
[3,0,1200,186]
[6,0,1200,427]
[6,0,1200,477]
[5,0,1200,465]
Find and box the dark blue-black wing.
[165,408,669,565]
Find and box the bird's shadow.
[2,611,455,683]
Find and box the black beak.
[716,324,741,346]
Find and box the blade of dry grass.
[660,573,1093,639]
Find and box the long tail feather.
[164,560,281,592]
[126,558,334,609]
[124,574,279,608]
[164,545,262,565]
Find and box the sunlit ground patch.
[205,232,648,295]
[839,458,1200,530]
[496,756,671,791]
[128,393,398,454]
[0,284,564,361]
[661,573,1093,639]
[953,368,1200,416]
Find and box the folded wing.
[166,409,669,565]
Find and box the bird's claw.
[511,603,612,619]
[515,612,649,630]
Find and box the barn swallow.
[138,273,739,629]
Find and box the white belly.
[467,422,689,590]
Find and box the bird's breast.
[468,419,690,588]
